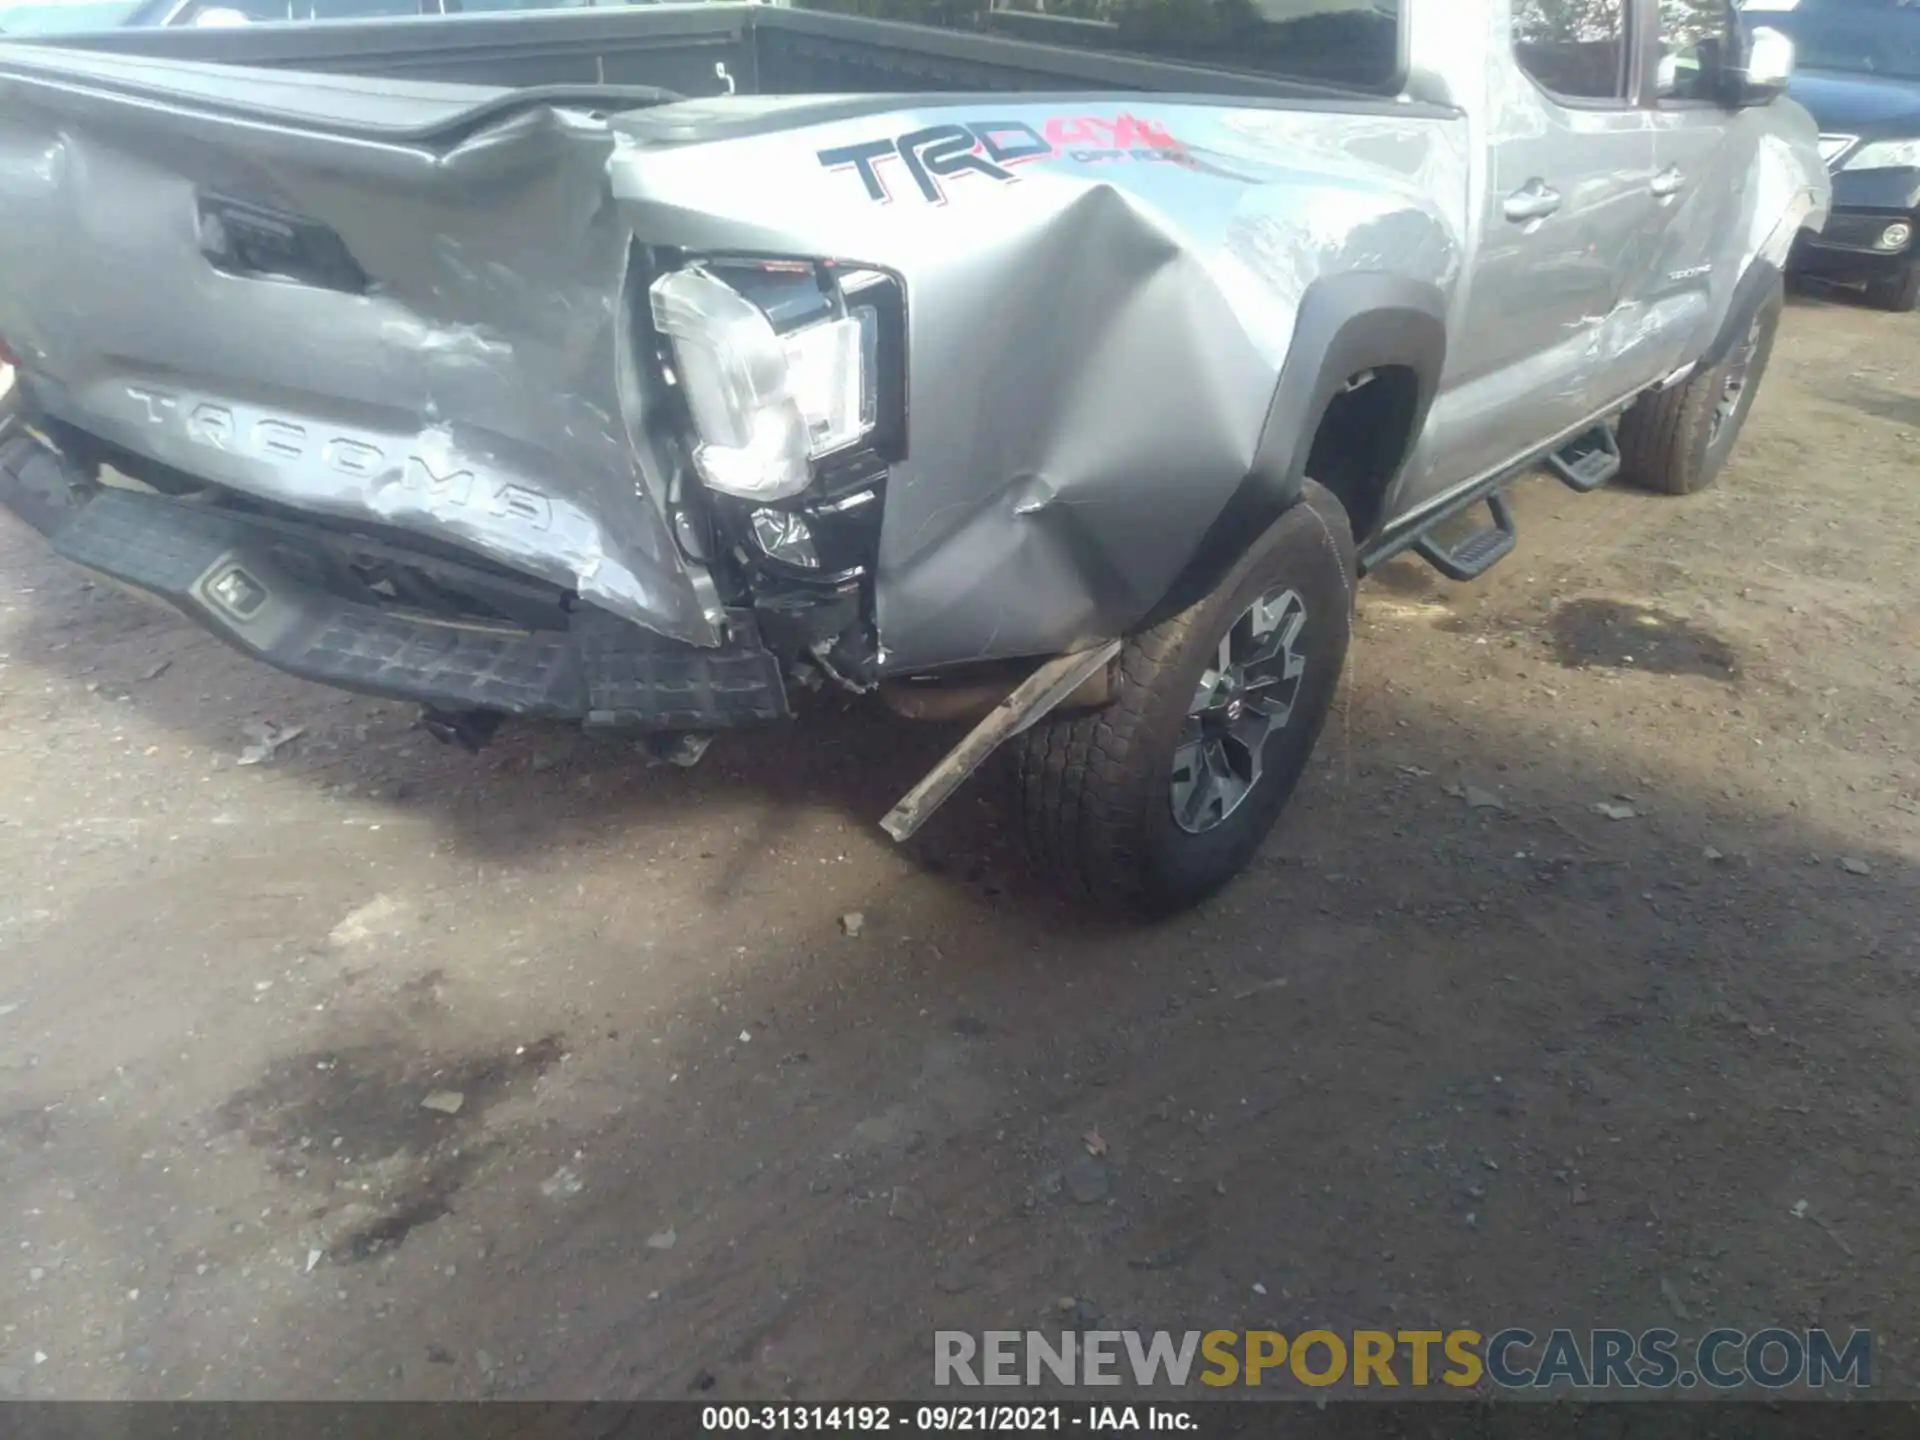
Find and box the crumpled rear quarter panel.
[609,99,1466,670]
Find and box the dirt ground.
[1,291,1916,1403]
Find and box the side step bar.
[1372,421,1625,583]
[1414,490,1516,582]
[1545,424,1622,494]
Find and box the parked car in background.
[1746,0,1920,309]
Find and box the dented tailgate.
[0,43,721,647]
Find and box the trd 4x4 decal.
[818,114,1187,204]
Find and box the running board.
[1545,424,1621,494]
[1412,490,1516,582]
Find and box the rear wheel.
[1011,482,1355,918]
[1864,257,1920,313]
[1616,278,1783,496]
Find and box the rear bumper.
[0,421,789,730]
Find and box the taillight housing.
[0,334,16,368]
[649,261,887,503]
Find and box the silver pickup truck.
[0,0,1828,915]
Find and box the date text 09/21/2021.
[701,1406,1191,1432]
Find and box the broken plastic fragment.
[237,721,305,766]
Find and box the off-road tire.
[1616,278,1783,496]
[1864,258,1920,313]
[1011,482,1356,919]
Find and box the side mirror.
[1734,25,1796,106]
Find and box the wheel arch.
[1700,257,1786,373]
[1148,272,1447,627]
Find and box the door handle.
[1503,181,1563,223]
[1651,166,1686,198]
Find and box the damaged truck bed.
[0,1,1828,913]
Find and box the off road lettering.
[817,113,1187,203]
[1043,115,1178,151]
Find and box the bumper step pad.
[575,607,790,731]
[0,430,787,729]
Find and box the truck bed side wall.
[30,6,1328,98]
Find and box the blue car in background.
[1746,0,1920,310]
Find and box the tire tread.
[1617,277,1783,497]
[1012,483,1355,914]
